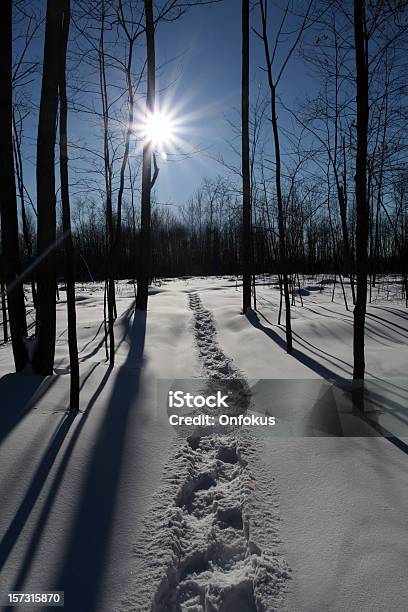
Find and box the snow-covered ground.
[0,276,407,611]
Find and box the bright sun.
[143,111,175,146]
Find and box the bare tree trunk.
[115,2,138,267]
[128,159,138,295]
[353,0,369,383]
[335,32,354,303]
[260,0,293,352]
[327,171,349,312]
[98,0,115,364]
[337,177,355,303]
[270,86,293,352]
[278,274,283,325]
[242,0,251,313]
[59,0,79,410]
[32,0,60,375]
[136,0,156,311]
[13,111,37,307]
[297,273,303,307]
[0,0,28,371]
[103,278,109,361]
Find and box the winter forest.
[0,1,407,611]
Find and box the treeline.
[16,172,408,280]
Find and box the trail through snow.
[188,293,241,380]
[122,293,289,611]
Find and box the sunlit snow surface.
[0,275,407,611]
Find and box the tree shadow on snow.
[0,371,55,445]
[246,310,339,380]
[0,364,102,582]
[246,310,408,449]
[5,365,111,598]
[0,410,77,575]
[51,308,147,612]
[79,300,137,363]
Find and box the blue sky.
[154,1,245,204]
[16,0,317,212]
[153,0,315,205]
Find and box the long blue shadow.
[246,310,339,380]
[0,372,51,445]
[52,307,147,612]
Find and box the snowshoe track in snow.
[124,293,288,612]
[188,293,239,380]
